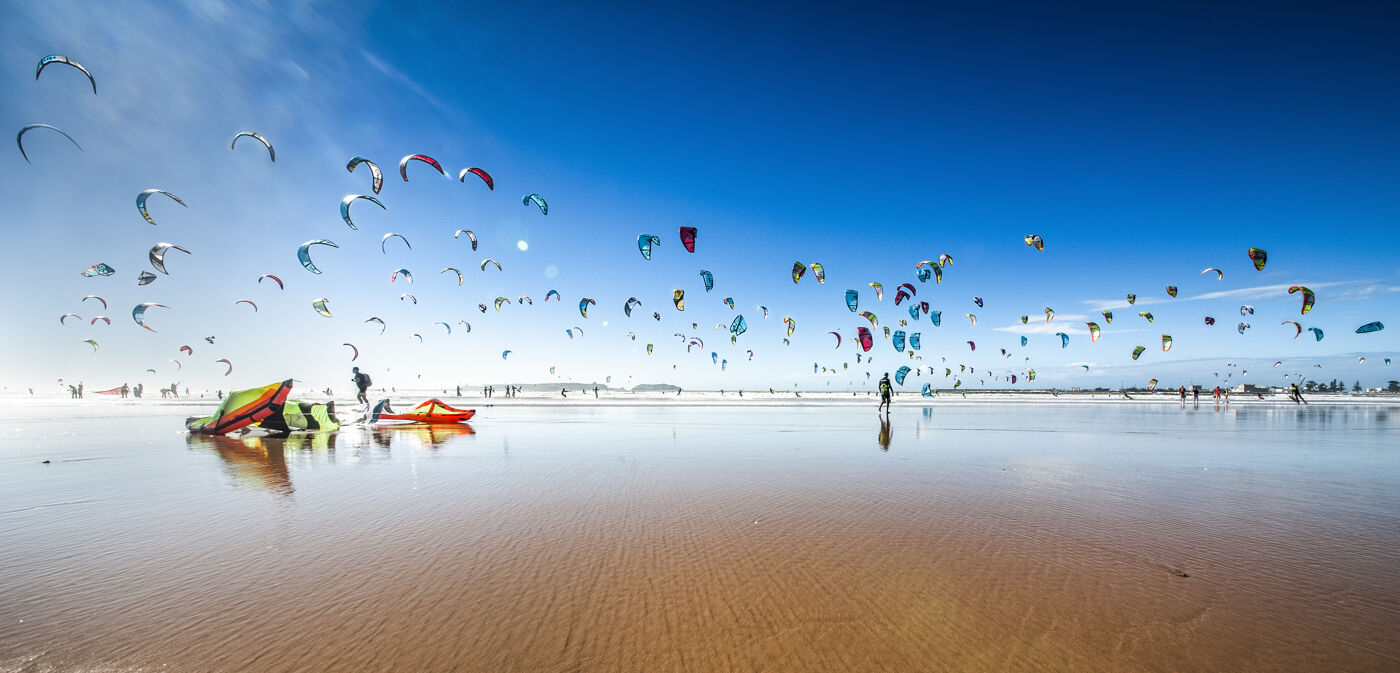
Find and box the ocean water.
[1,400,1397,672]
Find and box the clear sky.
[2,0,1397,394]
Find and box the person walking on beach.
[68,384,77,399]
[77,383,83,398]
[1192,386,1199,403]
[877,373,892,414]
[120,383,129,398]
[352,367,371,404]
[1179,386,1186,403]
[593,385,599,399]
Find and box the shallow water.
[2,401,1398,672]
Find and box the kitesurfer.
[878,373,892,414]
[120,383,129,398]
[352,367,371,404]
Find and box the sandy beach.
[2,400,1397,672]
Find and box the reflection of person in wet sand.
[877,417,891,451]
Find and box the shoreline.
[2,390,1395,409]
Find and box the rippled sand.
[2,402,1398,672]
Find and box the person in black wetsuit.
[352,367,371,404]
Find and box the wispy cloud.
[994,313,1092,335]
[1322,283,1400,302]
[1078,280,1361,310]
[362,50,451,116]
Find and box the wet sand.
[2,402,1398,672]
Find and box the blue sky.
[2,0,1397,393]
